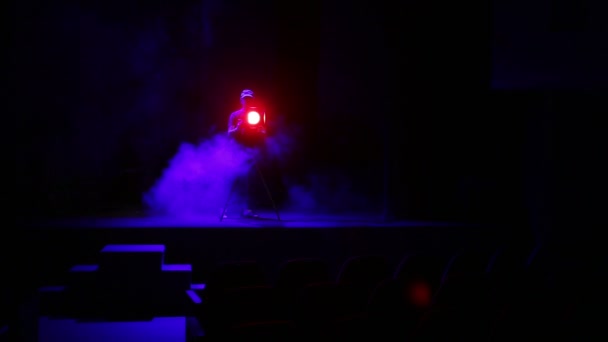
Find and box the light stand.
[219,156,281,222]
[220,107,281,221]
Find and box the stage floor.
[26,210,470,229]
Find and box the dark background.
[11,0,608,244]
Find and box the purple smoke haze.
[143,134,254,218]
[143,115,375,219]
[143,116,303,218]
[285,171,373,214]
[143,125,375,218]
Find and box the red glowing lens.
[247,111,260,124]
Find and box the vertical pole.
[254,161,281,221]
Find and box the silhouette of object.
[220,157,281,221]
[275,258,330,318]
[328,312,371,340]
[204,285,281,336]
[337,255,391,309]
[204,260,267,297]
[414,250,496,341]
[198,260,267,328]
[488,244,586,341]
[434,249,493,308]
[367,278,423,340]
[57,244,192,319]
[227,320,296,341]
[485,244,535,310]
[276,258,330,291]
[293,282,358,338]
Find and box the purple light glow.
[186,290,202,304]
[39,286,66,293]
[143,133,254,218]
[161,264,192,272]
[70,265,99,272]
[38,316,186,342]
[141,118,369,218]
[101,245,165,253]
[190,283,206,290]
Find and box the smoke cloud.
[143,116,376,219]
[143,133,254,218]
[283,170,374,214]
[143,115,302,218]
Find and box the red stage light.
[247,111,260,125]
